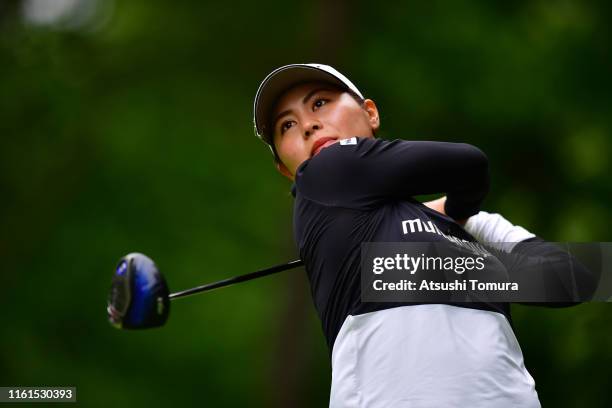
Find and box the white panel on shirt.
[330,305,541,408]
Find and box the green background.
[1,0,611,406]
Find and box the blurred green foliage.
[1,0,611,406]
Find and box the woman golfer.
[253,63,570,407]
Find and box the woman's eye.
[281,121,295,134]
[313,98,328,110]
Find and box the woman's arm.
[434,207,596,306]
[297,137,489,219]
[421,196,470,225]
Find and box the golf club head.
[107,253,170,329]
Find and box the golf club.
[107,253,303,330]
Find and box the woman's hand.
[422,196,468,226]
[423,196,446,214]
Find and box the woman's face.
[271,82,380,179]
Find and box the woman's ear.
[363,99,380,132]
[276,161,295,181]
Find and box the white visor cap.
[253,63,364,149]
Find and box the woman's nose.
[304,123,321,138]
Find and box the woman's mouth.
[311,137,338,157]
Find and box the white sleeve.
[463,211,535,253]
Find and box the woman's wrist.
[463,211,535,252]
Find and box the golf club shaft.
[168,259,304,300]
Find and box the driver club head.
[107,253,170,329]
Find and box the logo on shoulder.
[340,137,357,146]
